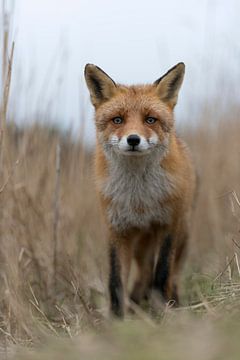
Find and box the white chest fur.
[99,155,176,232]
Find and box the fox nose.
[127,134,140,147]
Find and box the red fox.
[84,63,196,318]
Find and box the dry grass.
[0,109,239,358]
[1,4,240,359]
[0,124,107,342]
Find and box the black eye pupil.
[113,117,122,124]
[146,117,156,124]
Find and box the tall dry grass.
[0,107,240,345]
[0,125,106,342]
[1,2,240,355]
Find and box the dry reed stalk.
[226,256,232,281]
[53,142,61,293]
[1,41,14,125]
[232,191,240,208]
[0,1,14,132]
[55,305,72,338]
[0,158,18,194]
[1,0,8,85]
[29,300,59,336]
[234,253,240,277]
[0,40,14,169]
[213,254,235,282]
[70,280,96,327]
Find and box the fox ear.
[84,64,117,107]
[154,63,185,108]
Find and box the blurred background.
[1,0,240,355]
[3,0,240,141]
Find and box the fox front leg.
[108,236,133,318]
[153,234,179,305]
[109,244,124,317]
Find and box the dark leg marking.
[153,235,175,302]
[109,245,124,318]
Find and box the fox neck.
[98,133,177,231]
[107,151,162,175]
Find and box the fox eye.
[112,117,123,124]
[145,117,157,124]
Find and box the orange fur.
[85,63,196,317]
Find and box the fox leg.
[109,243,124,317]
[109,235,132,318]
[153,234,178,305]
[153,229,188,306]
[130,232,156,305]
[172,232,188,302]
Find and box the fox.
[84,62,196,318]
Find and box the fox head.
[84,63,185,158]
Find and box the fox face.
[85,63,185,158]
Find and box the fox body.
[85,63,196,317]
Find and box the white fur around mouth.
[116,135,156,154]
[103,133,169,158]
[121,151,147,156]
[123,148,150,155]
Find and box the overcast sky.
[1,0,240,141]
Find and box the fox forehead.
[95,84,174,128]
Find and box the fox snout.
[109,132,159,155]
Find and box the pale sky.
[1,0,240,142]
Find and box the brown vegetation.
[1,4,240,358]
[0,111,240,348]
